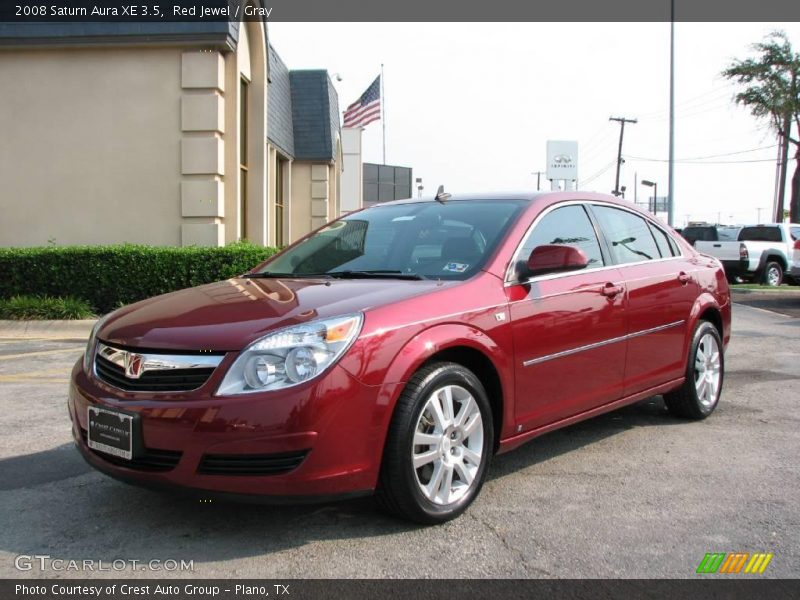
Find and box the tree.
[722,31,800,223]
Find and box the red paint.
[69,192,731,499]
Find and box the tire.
[376,361,494,524]
[762,260,783,287]
[664,321,724,420]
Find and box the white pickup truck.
[695,223,800,286]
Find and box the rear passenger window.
[592,206,660,264]
[515,204,605,279]
[648,222,675,258]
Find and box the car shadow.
[0,395,691,570]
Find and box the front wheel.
[376,362,494,524]
[664,320,724,419]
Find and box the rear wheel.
[762,260,783,286]
[664,320,723,420]
[376,362,494,524]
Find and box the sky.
[269,22,800,226]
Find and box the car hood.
[99,277,452,352]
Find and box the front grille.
[197,451,309,476]
[80,429,182,472]
[95,353,215,393]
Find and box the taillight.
[739,243,749,260]
[794,240,800,250]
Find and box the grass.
[0,296,96,320]
[731,283,800,292]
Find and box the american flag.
[343,75,381,129]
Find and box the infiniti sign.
[546,140,579,181]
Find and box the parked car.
[695,223,800,286]
[70,192,731,523]
[681,224,741,246]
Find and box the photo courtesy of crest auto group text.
[0,0,799,598]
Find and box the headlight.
[216,314,363,395]
[83,312,112,373]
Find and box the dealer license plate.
[87,406,133,460]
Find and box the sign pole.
[381,63,386,165]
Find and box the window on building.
[593,205,660,264]
[239,77,249,240]
[275,157,286,247]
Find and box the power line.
[625,156,776,165]
[580,160,617,187]
[626,144,777,162]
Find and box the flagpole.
[381,63,386,165]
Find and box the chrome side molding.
[523,320,685,367]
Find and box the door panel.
[508,270,627,430]
[589,204,696,395]
[617,260,697,394]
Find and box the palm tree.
[722,31,800,223]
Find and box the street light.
[641,179,657,215]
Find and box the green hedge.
[0,296,96,320]
[0,243,279,314]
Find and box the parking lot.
[0,302,798,578]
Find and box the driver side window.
[515,204,605,279]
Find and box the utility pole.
[667,0,676,226]
[609,116,637,197]
[776,114,791,222]
[531,171,545,191]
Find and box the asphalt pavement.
[0,303,797,578]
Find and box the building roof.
[289,70,340,162]
[0,22,241,49]
[267,43,295,158]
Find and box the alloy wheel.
[694,332,721,408]
[766,265,781,287]
[412,385,484,505]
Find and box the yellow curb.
[0,348,83,361]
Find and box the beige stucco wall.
[0,47,185,247]
[290,163,313,241]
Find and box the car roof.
[373,191,546,207]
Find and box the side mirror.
[524,244,589,278]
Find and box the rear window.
[682,227,716,244]
[738,227,782,243]
[717,227,741,241]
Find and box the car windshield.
[255,199,527,280]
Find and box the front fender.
[359,322,515,467]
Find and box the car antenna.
[435,185,451,203]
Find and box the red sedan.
[69,192,730,523]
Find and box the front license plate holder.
[87,405,140,460]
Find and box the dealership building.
[0,15,360,247]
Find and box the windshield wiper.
[327,270,424,280]
[242,272,332,279]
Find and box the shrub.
[0,242,279,314]
[0,296,96,320]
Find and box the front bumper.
[68,359,397,500]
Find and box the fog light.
[285,347,317,383]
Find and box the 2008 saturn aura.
[70,192,730,523]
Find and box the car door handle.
[601,283,623,298]
[678,272,691,285]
